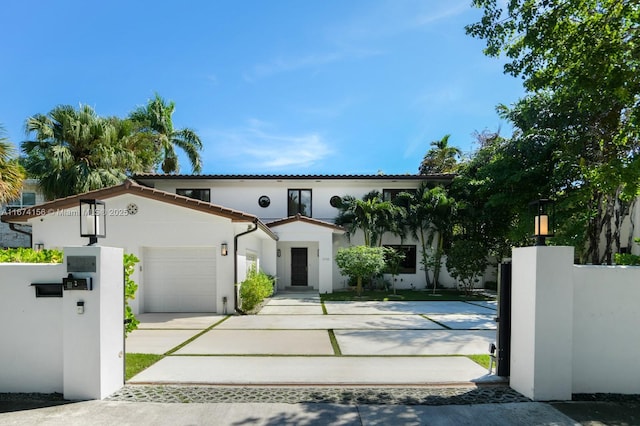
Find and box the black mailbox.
[62,274,92,291]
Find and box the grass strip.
[164,315,232,356]
[320,289,493,302]
[125,316,233,380]
[420,314,452,329]
[327,329,342,356]
[467,354,491,369]
[321,301,328,315]
[125,353,164,380]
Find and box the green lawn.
[320,289,494,302]
[125,353,164,381]
[467,354,492,370]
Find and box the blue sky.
[0,0,524,175]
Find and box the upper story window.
[176,189,211,202]
[288,189,312,217]
[383,189,415,202]
[6,192,36,210]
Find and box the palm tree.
[395,183,454,291]
[22,104,136,199]
[129,93,203,174]
[419,134,462,174]
[335,190,403,246]
[0,125,25,204]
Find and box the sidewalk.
[0,399,581,426]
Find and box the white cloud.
[243,48,381,82]
[204,120,333,171]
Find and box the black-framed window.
[288,189,312,217]
[384,245,417,274]
[6,192,36,210]
[383,189,415,202]
[177,189,211,202]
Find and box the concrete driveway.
[126,293,499,385]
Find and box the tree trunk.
[587,192,602,265]
[420,228,432,289]
[432,232,443,295]
[600,193,614,265]
[628,198,637,250]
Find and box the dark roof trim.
[267,214,345,232]
[1,179,278,240]
[134,173,455,181]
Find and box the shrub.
[123,253,140,335]
[614,253,640,266]
[0,247,63,263]
[239,269,274,312]
[615,238,640,265]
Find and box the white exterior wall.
[148,178,428,223]
[0,263,65,393]
[270,221,334,293]
[27,194,256,313]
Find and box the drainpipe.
[9,223,33,248]
[233,218,259,315]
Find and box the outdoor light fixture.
[530,199,554,246]
[221,243,228,256]
[277,249,281,257]
[34,243,44,251]
[80,199,106,246]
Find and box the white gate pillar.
[62,246,124,400]
[510,246,574,401]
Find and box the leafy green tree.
[419,134,462,174]
[129,93,203,174]
[22,105,140,199]
[335,245,387,295]
[445,239,488,295]
[466,0,640,264]
[0,125,24,204]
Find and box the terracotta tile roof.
[1,179,278,240]
[267,214,345,232]
[133,173,455,181]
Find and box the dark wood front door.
[291,248,308,286]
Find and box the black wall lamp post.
[530,199,554,246]
[80,199,106,246]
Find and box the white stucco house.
[1,173,457,314]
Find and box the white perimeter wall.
[511,246,640,399]
[0,263,65,393]
[572,265,640,394]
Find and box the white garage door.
[144,247,217,312]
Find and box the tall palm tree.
[419,134,462,174]
[129,93,203,174]
[395,183,454,291]
[22,104,136,199]
[0,125,25,204]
